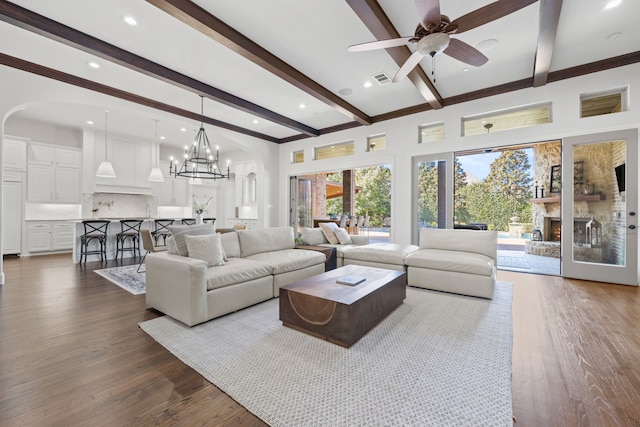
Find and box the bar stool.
[137,229,167,273]
[152,219,173,246]
[181,218,196,225]
[203,218,216,226]
[80,220,110,263]
[115,219,143,260]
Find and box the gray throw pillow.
[169,224,216,257]
[185,233,225,267]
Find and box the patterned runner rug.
[95,265,145,295]
[140,282,513,426]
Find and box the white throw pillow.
[300,227,327,245]
[334,227,353,245]
[184,233,226,267]
[319,222,339,244]
[169,224,216,257]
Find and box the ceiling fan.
[348,0,538,83]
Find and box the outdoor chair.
[338,213,348,229]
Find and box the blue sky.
[457,150,534,182]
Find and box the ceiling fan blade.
[443,38,488,67]
[451,0,538,34]
[415,0,441,30]
[392,50,424,83]
[348,37,412,52]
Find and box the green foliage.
[354,166,391,227]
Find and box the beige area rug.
[140,282,513,426]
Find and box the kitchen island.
[71,218,156,263]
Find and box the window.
[314,141,354,160]
[367,134,386,152]
[580,88,626,118]
[292,150,304,164]
[418,122,444,144]
[462,103,551,137]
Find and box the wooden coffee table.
[279,265,406,347]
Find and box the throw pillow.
[169,224,216,257]
[184,233,225,267]
[319,222,339,245]
[300,227,328,245]
[334,227,353,245]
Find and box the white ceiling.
[1,0,639,151]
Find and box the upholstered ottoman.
[342,243,419,272]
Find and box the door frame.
[412,152,454,245]
[561,129,638,285]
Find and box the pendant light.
[147,119,165,182]
[95,110,117,178]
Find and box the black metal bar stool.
[80,220,110,263]
[181,218,196,225]
[152,219,174,246]
[203,218,216,226]
[115,219,143,260]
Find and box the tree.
[417,158,468,227]
[355,166,391,227]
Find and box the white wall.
[4,116,82,148]
[278,64,640,244]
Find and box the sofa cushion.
[220,231,241,258]
[343,243,419,265]
[204,258,273,291]
[185,233,225,267]
[319,222,339,244]
[334,227,352,245]
[244,249,325,275]
[166,236,178,255]
[169,224,216,257]
[405,248,495,276]
[238,226,295,257]
[419,228,497,261]
[301,227,328,245]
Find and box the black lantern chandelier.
[169,96,230,180]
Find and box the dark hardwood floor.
[1,254,639,426]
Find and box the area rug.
[140,282,513,426]
[94,265,145,295]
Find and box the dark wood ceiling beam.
[533,0,563,87]
[0,52,281,143]
[345,0,443,109]
[0,0,318,137]
[146,0,372,126]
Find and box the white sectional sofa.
[146,226,325,326]
[404,228,498,299]
[299,226,370,267]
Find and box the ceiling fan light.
[417,33,450,56]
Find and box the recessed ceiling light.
[363,81,373,88]
[604,0,622,9]
[86,120,94,125]
[252,119,259,124]
[339,88,353,96]
[87,61,100,69]
[122,15,137,26]
[160,136,166,140]
[476,39,499,52]
[180,127,186,132]
[299,103,306,109]
[463,68,469,72]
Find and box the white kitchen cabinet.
[27,221,74,253]
[2,180,23,254]
[52,223,74,250]
[27,143,81,203]
[27,222,52,252]
[3,137,27,170]
[158,161,189,206]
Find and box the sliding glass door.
[561,129,638,285]
[412,153,454,244]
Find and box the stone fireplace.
[542,217,592,245]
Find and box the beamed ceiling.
[0,0,639,149]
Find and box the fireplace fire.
[543,217,592,245]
